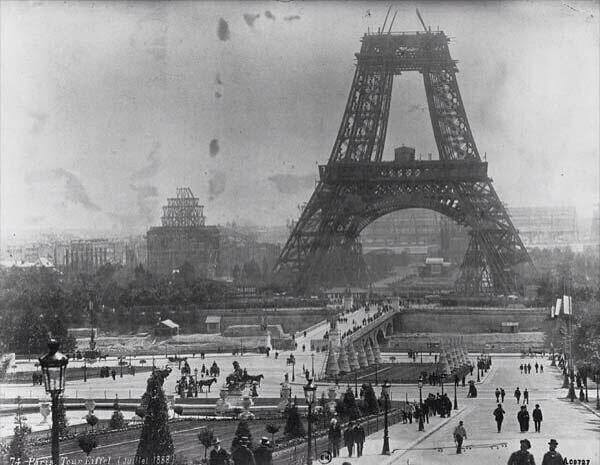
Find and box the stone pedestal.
[346,343,360,371]
[372,339,382,364]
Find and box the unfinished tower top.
[161,187,205,227]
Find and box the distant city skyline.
[1,1,598,239]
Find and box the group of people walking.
[327,418,366,458]
[520,362,543,375]
[493,403,543,433]
[209,437,273,465]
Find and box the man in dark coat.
[523,388,529,404]
[328,419,341,457]
[353,423,365,457]
[254,438,273,465]
[495,388,501,402]
[493,404,505,433]
[210,438,230,465]
[501,388,506,402]
[514,387,521,404]
[517,405,530,432]
[232,437,256,465]
[343,422,355,457]
[541,439,563,465]
[532,404,543,433]
[507,439,535,465]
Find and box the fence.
[273,409,403,465]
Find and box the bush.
[283,403,305,439]
[77,432,98,456]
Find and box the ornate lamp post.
[303,378,317,465]
[39,339,69,465]
[453,372,458,410]
[417,376,424,432]
[380,380,391,455]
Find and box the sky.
[1,0,598,238]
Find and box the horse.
[244,374,264,386]
[209,365,220,377]
[197,377,217,392]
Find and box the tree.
[9,397,32,463]
[78,432,98,456]
[135,371,174,465]
[341,387,361,420]
[283,403,305,439]
[109,399,125,430]
[85,413,99,431]
[198,428,215,460]
[265,424,280,444]
[361,383,380,415]
[232,420,253,450]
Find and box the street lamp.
[380,380,391,455]
[39,339,69,465]
[453,372,458,410]
[303,378,317,465]
[417,376,424,432]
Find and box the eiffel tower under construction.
[275,11,535,296]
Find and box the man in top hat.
[254,437,273,465]
[232,436,256,465]
[532,404,543,433]
[517,405,530,432]
[507,439,535,465]
[209,438,230,465]
[541,439,563,465]
[343,421,355,457]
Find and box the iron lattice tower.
[161,187,206,227]
[275,29,534,295]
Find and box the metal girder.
[275,30,535,295]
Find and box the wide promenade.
[329,357,600,465]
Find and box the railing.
[273,409,403,465]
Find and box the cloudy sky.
[1,0,598,237]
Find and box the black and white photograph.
[0,1,598,464]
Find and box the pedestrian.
[523,388,529,404]
[514,387,521,404]
[407,403,414,423]
[532,404,543,433]
[520,364,524,374]
[501,388,506,403]
[507,439,535,465]
[231,437,255,465]
[540,364,544,373]
[254,438,273,465]
[453,420,467,454]
[343,422,355,457]
[493,404,505,433]
[517,405,530,432]
[328,418,341,457]
[527,363,532,374]
[495,388,501,403]
[535,362,539,374]
[353,422,365,457]
[541,439,563,465]
[568,382,576,402]
[111,368,116,380]
[209,438,230,465]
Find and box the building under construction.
[146,188,219,277]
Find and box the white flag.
[555,298,562,316]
